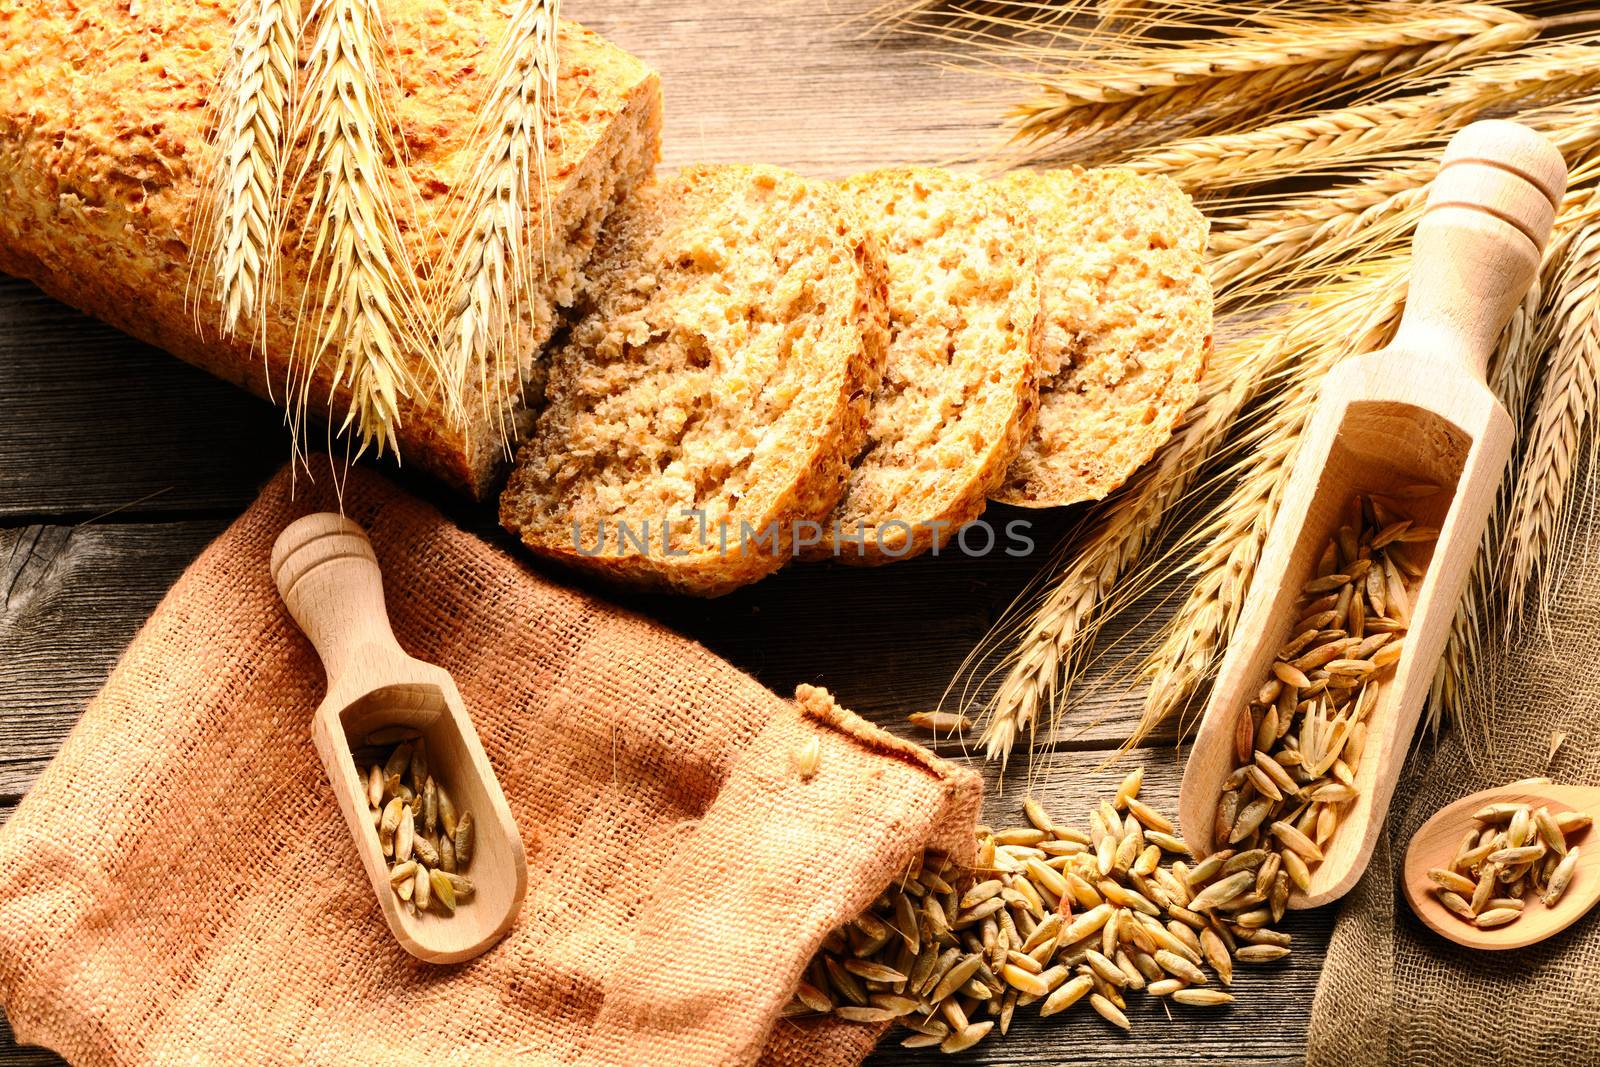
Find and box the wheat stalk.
[1000,4,1537,162]
[197,0,303,340]
[438,0,561,442]
[289,0,431,459]
[973,334,1274,763]
[1505,193,1600,617]
[1209,165,1433,303]
[1125,43,1600,191]
[1132,262,1410,739]
[1208,97,1600,305]
[1430,285,1542,743]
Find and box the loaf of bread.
[991,168,1212,507]
[499,164,889,597]
[0,2,661,498]
[811,167,1043,564]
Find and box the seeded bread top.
[991,168,1212,508]
[818,167,1042,562]
[500,163,887,595]
[0,1,661,497]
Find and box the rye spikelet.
[1000,4,1537,162]
[438,0,561,442]
[197,0,302,340]
[1505,194,1600,617]
[1126,44,1600,191]
[290,0,430,458]
[1133,262,1410,739]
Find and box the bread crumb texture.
[817,167,1042,562]
[500,163,887,596]
[993,167,1212,507]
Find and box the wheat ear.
[1132,263,1410,740]
[1505,197,1600,617]
[1126,43,1600,191]
[1208,97,1600,305]
[1001,4,1536,162]
[198,0,302,340]
[289,0,431,459]
[973,329,1285,763]
[1209,165,1432,306]
[439,0,561,443]
[1430,286,1542,744]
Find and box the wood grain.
[568,0,1008,176]
[0,520,233,798]
[0,279,287,521]
[0,0,1328,1063]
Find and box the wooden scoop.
[271,512,527,963]
[1177,120,1568,909]
[1404,781,1598,950]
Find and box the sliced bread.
[991,167,1212,507]
[499,164,888,596]
[810,167,1043,563]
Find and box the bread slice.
[991,167,1212,507]
[500,164,889,596]
[812,167,1043,563]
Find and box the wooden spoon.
[1177,120,1568,908]
[1404,782,1598,950]
[271,512,527,963]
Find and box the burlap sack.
[0,465,982,1066]
[1309,465,1600,1065]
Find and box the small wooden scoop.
[1404,781,1598,950]
[271,513,527,963]
[1178,121,1568,908]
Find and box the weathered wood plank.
[0,279,288,521]
[567,0,1005,177]
[0,521,233,796]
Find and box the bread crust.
[991,167,1213,508]
[499,164,889,597]
[0,2,661,498]
[812,167,1044,565]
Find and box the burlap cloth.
[1309,465,1600,1065]
[0,465,982,1066]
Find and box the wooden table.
[0,2,1328,1062]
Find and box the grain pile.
[1218,493,1436,881]
[788,772,1292,1053]
[358,728,477,917]
[1427,792,1588,928]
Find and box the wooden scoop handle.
[1392,120,1566,378]
[270,513,410,691]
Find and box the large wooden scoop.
[1178,120,1567,909]
[271,513,527,963]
